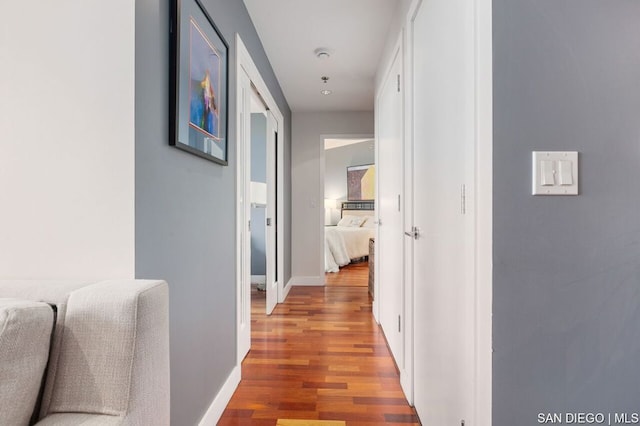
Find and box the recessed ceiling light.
[321,89,332,95]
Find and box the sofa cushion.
[0,299,54,426]
[0,280,92,420]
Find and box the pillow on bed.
[361,216,376,228]
[337,215,366,227]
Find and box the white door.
[401,34,415,404]
[376,47,404,365]
[411,0,475,423]
[265,111,277,315]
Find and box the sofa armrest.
[122,280,170,425]
[40,280,169,425]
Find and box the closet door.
[376,46,404,365]
[411,0,476,423]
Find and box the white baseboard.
[282,279,293,301]
[198,365,241,426]
[251,275,266,284]
[288,276,325,286]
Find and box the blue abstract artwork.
[189,19,220,139]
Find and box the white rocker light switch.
[532,151,578,195]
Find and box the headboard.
[341,201,374,217]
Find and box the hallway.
[219,266,419,425]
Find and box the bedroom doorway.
[322,136,376,289]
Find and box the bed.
[325,202,375,273]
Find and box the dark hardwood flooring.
[324,261,369,287]
[219,265,419,425]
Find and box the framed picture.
[347,164,376,201]
[170,0,228,165]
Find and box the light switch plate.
[532,151,579,195]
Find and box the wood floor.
[219,264,420,425]
[324,261,369,287]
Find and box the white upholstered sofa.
[0,280,170,425]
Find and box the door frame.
[474,0,493,423]
[401,15,415,405]
[265,109,278,314]
[319,133,375,279]
[236,34,286,364]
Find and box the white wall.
[376,0,413,88]
[0,1,135,279]
[291,112,374,282]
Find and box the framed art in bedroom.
[347,164,376,201]
[170,0,229,165]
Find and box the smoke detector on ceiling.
[314,48,331,59]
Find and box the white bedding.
[324,226,375,273]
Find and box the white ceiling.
[243,0,398,112]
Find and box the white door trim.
[236,34,286,366]
[265,109,278,315]
[236,67,251,363]
[474,0,493,423]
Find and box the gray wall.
[493,1,640,424]
[135,0,291,424]
[291,111,374,279]
[251,113,267,275]
[251,114,268,183]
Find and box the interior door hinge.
[397,74,401,92]
[248,220,251,231]
[266,218,272,226]
[398,315,401,332]
[397,194,401,212]
[461,184,466,215]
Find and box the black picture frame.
[170,0,229,165]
